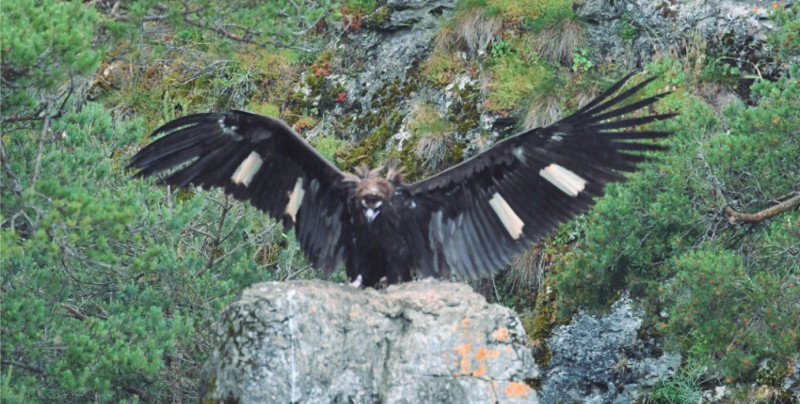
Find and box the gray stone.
[200,280,539,403]
[575,0,795,79]
[306,0,459,143]
[540,297,681,404]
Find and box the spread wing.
[398,75,676,279]
[128,110,350,272]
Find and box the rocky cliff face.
[199,280,539,403]
[576,0,797,78]
[299,0,513,174]
[305,0,459,143]
[299,0,795,164]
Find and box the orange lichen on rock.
[492,327,509,342]
[505,381,532,398]
[472,362,487,377]
[454,343,472,374]
[453,343,503,376]
[476,347,489,361]
[451,319,508,379]
[476,347,499,361]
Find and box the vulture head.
[345,165,403,224]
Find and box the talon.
[349,274,363,288]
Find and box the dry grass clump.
[454,9,503,55]
[506,247,546,295]
[533,18,584,65]
[411,105,456,171]
[522,94,562,129]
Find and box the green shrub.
[3,104,192,402]
[1,0,101,119]
[1,100,304,401]
[1,0,319,401]
[648,359,706,403]
[768,2,800,64]
[484,47,556,112]
[552,71,800,386]
[668,244,799,383]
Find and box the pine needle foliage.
[1,1,323,401]
[552,69,800,385]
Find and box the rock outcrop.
[306,0,463,143]
[540,297,681,403]
[575,0,797,79]
[200,280,539,403]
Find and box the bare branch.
[196,195,233,275]
[0,139,23,196]
[29,99,51,194]
[725,192,800,224]
[60,303,88,321]
[1,360,44,374]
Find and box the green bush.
[768,2,800,64]
[3,103,190,402]
[1,0,101,119]
[0,1,320,401]
[552,71,800,385]
[1,101,304,403]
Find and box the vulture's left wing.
[399,75,675,279]
[128,110,350,272]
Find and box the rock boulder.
[200,280,539,403]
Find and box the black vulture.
[129,74,674,288]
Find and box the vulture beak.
[365,208,380,223]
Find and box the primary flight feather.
[129,74,675,288]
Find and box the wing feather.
[466,193,498,276]
[129,110,351,273]
[458,213,481,278]
[577,74,655,115]
[403,75,675,280]
[469,196,509,271]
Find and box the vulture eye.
[361,196,382,209]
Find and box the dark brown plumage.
[129,74,675,288]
